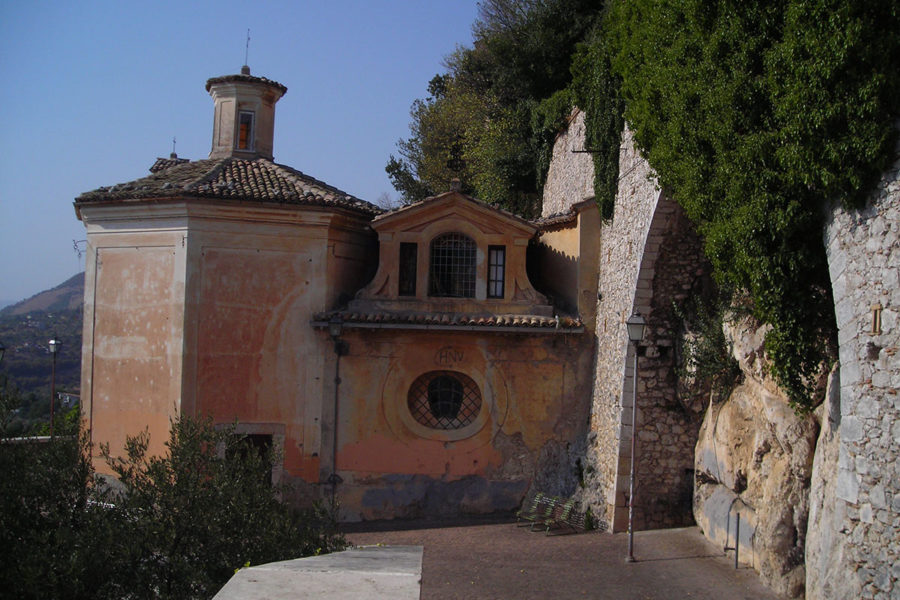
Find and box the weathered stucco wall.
[812,143,900,599]
[80,207,189,468]
[328,329,593,521]
[79,201,374,492]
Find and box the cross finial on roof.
[170,136,177,159]
[241,29,251,75]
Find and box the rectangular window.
[488,245,505,298]
[399,242,417,296]
[227,433,273,486]
[237,111,254,150]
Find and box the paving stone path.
[347,521,778,600]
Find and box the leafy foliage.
[100,417,344,598]
[387,0,608,215]
[674,294,742,402]
[0,426,121,599]
[0,409,343,600]
[605,0,900,409]
[569,29,624,219]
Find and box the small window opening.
[237,111,254,150]
[488,245,506,298]
[429,233,476,298]
[228,433,273,485]
[399,242,417,296]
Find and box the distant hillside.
[1,272,84,316]
[0,274,83,434]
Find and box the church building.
[75,67,600,520]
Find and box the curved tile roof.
[312,310,583,333]
[205,73,288,96]
[76,157,382,217]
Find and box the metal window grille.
[408,371,481,430]
[429,233,476,297]
[487,245,505,298]
[399,242,417,296]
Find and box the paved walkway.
[347,520,778,600]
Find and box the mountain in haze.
[1,272,84,317]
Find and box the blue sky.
[0,0,479,305]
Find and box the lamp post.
[625,312,646,563]
[327,315,347,512]
[48,336,61,437]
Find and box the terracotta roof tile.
[205,73,287,96]
[312,310,583,333]
[533,208,578,230]
[76,157,382,217]
[149,156,191,173]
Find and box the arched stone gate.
[542,120,711,532]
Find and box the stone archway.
[581,127,711,531]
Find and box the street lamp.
[625,312,646,563]
[49,336,61,437]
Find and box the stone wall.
[573,127,709,531]
[580,126,663,530]
[814,144,900,599]
[636,207,709,529]
[541,110,594,218]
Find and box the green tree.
[387,0,608,214]
[0,405,343,599]
[0,423,121,599]
[100,417,344,599]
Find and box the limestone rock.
[694,317,819,599]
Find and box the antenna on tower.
[244,28,250,66]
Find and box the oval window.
[408,371,481,430]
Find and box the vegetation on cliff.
[386,0,609,216]
[605,0,900,409]
[391,0,900,410]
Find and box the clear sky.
[0,0,479,306]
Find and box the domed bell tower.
[206,65,287,161]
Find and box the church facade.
[75,68,600,520]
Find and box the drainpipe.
[327,316,347,512]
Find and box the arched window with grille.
[429,233,476,298]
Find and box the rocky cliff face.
[693,316,820,599]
